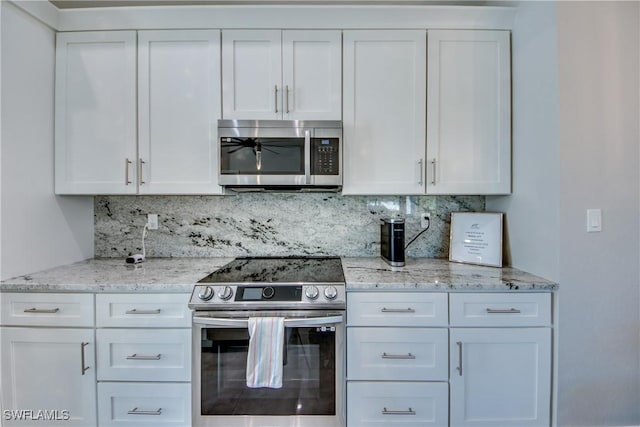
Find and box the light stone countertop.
[0,258,233,293]
[0,257,557,293]
[342,257,558,291]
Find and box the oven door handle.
[193,314,343,328]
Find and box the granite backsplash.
[94,194,484,258]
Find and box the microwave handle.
[304,130,311,185]
[193,314,343,328]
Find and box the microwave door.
[220,136,307,186]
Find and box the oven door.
[192,311,345,427]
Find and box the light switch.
[586,209,602,233]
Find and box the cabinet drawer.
[98,382,190,427]
[450,293,551,326]
[347,327,448,381]
[97,329,190,381]
[96,294,190,327]
[347,292,448,327]
[347,381,448,427]
[1,293,94,327]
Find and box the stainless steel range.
[189,257,346,427]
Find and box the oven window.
[220,137,305,175]
[200,326,336,416]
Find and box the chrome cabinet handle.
[486,308,521,314]
[126,353,162,360]
[125,309,161,315]
[125,158,133,185]
[430,158,437,185]
[456,341,463,376]
[139,159,146,185]
[128,408,162,416]
[382,408,416,415]
[285,85,290,114]
[274,85,278,113]
[81,342,90,376]
[24,308,60,314]
[418,158,424,186]
[304,130,311,185]
[382,352,416,360]
[381,308,415,313]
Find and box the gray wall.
[95,194,484,258]
[490,1,640,425]
[556,2,639,425]
[0,2,94,280]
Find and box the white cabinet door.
[55,31,137,195]
[1,327,96,426]
[138,30,223,194]
[282,30,341,120]
[449,328,551,427]
[427,30,511,195]
[222,30,282,120]
[343,31,427,195]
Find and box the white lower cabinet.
[347,382,448,427]
[97,383,190,427]
[449,328,551,427]
[346,292,553,427]
[346,292,449,427]
[96,294,192,427]
[1,327,97,427]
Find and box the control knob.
[305,286,319,300]
[262,286,275,299]
[198,286,214,301]
[324,286,338,300]
[217,286,233,301]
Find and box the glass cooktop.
[197,257,345,285]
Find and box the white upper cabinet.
[427,30,511,195]
[222,30,341,120]
[138,30,223,194]
[342,30,427,195]
[55,30,223,195]
[282,31,342,120]
[222,30,282,120]
[55,31,137,195]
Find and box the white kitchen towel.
[246,317,285,389]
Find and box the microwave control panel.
[311,138,340,175]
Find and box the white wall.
[486,0,560,282]
[0,1,94,280]
[555,2,640,425]
[491,1,640,426]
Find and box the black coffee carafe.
[380,218,405,267]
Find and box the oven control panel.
[189,284,345,309]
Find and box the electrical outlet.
[147,214,159,230]
[421,213,431,229]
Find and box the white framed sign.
[449,212,504,267]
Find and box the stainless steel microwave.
[218,120,342,191]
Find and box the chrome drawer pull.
[125,309,161,315]
[486,308,521,314]
[381,308,415,313]
[382,407,416,415]
[382,352,416,360]
[126,354,161,361]
[24,308,60,314]
[128,408,162,416]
